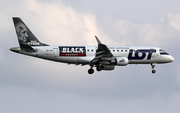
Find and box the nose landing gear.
[152,69,156,74]
[151,63,157,74]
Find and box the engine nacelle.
[115,57,129,66]
[102,66,115,70]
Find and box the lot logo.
[128,49,156,60]
[59,46,86,56]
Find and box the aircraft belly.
[58,57,78,63]
[129,60,152,64]
[77,57,94,64]
[38,54,79,63]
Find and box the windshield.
[159,49,169,55]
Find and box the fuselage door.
[53,48,58,57]
[150,49,156,58]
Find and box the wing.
[91,36,114,65]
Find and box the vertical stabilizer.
[12,17,48,49]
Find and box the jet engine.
[100,57,129,66]
[114,57,129,66]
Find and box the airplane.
[10,17,174,74]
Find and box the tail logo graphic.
[13,17,43,46]
[15,22,29,43]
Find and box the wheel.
[96,66,103,71]
[88,68,94,74]
[152,70,156,74]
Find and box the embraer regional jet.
[10,17,174,74]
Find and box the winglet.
[95,36,102,44]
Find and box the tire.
[152,70,156,74]
[88,68,94,74]
[96,66,103,71]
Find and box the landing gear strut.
[151,63,157,74]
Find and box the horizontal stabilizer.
[20,44,36,52]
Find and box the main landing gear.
[88,66,103,74]
[96,66,103,71]
[88,66,94,74]
[151,63,157,74]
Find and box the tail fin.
[12,17,48,50]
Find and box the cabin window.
[91,49,93,52]
[117,50,119,52]
[121,50,123,52]
[113,50,115,52]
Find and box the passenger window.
[121,50,123,52]
[91,49,93,52]
[117,50,119,52]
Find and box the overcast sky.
[0,0,180,113]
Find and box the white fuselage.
[19,45,174,65]
[11,17,174,74]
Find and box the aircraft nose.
[169,55,174,62]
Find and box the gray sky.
[0,0,180,113]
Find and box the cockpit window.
[159,49,165,53]
[159,49,169,55]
